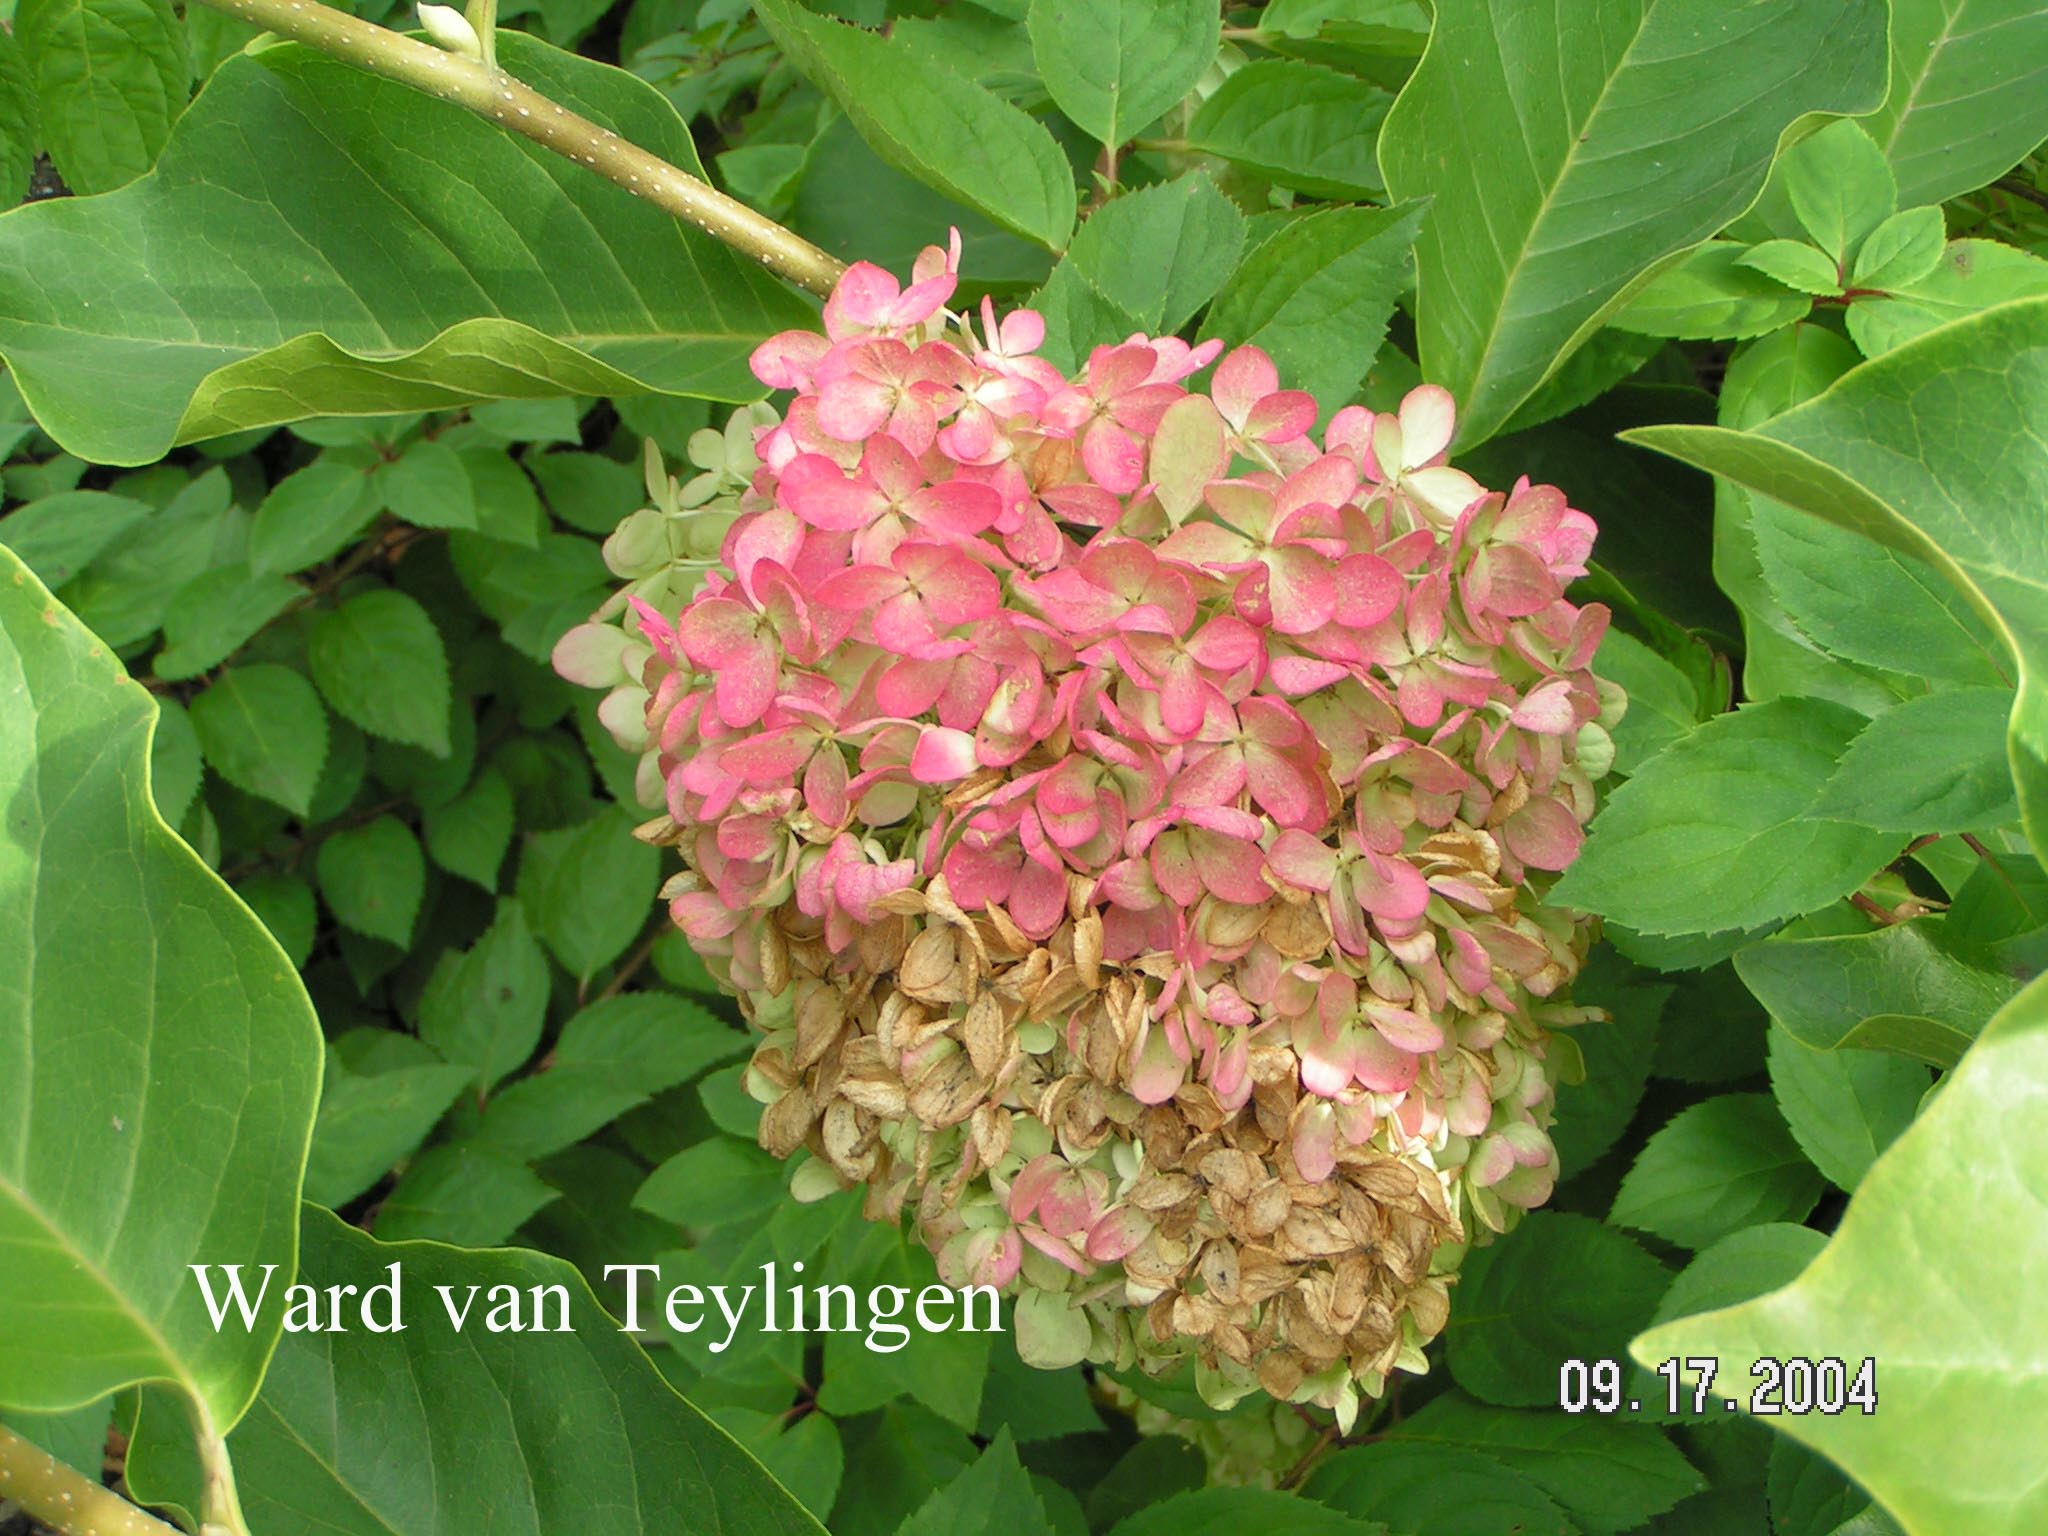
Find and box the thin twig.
[193,0,845,295]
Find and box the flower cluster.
[558,233,1620,1425]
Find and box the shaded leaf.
[315,814,425,947]
[307,587,451,755]
[416,898,551,1094]
[1448,1212,1669,1407]
[1610,1094,1824,1250]
[1767,1025,1930,1193]
[188,663,328,817]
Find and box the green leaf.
[16,0,186,194]
[1551,950,1668,1173]
[130,1208,827,1534]
[315,813,424,947]
[1307,1442,1573,1536]
[519,807,661,980]
[0,26,36,205]
[636,1137,787,1231]
[1031,259,1145,376]
[789,115,1054,288]
[1737,240,1841,297]
[1555,699,1902,936]
[149,695,202,826]
[1813,686,2021,833]
[421,764,515,889]
[1198,201,1423,425]
[1748,495,2010,687]
[1625,297,2048,864]
[757,0,1076,250]
[375,438,475,531]
[1610,1094,1824,1250]
[1595,630,1701,776]
[1850,206,1947,292]
[55,468,239,650]
[476,994,746,1159]
[375,1140,560,1245]
[1083,1439,1205,1532]
[1767,1025,1929,1193]
[1732,920,2019,1065]
[1845,239,2048,357]
[529,448,643,534]
[1379,0,1887,446]
[0,35,809,465]
[0,489,152,588]
[1185,59,1392,199]
[1110,1486,1391,1536]
[1653,964,1772,1083]
[1027,0,1215,151]
[307,587,451,755]
[831,1404,976,1536]
[901,1428,1054,1536]
[1065,174,1244,335]
[305,1049,475,1208]
[234,870,317,970]
[1388,1392,1704,1535]
[1776,120,1896,264]
[246,457,383,577]
[1870,0,2048,207]
[155,566,303,681]
[0,547,320,1431]
[188,663,329,817]
[417,898,551,1094]
[1633,973,2048,1536]
[1447,1211,1669,1407]
[1651,1223,1827,1325]
[1613,243,1815,341]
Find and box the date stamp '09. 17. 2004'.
[1560,1356,1879,1418]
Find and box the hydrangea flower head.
[559,234,1621,1427]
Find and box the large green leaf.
[1733,920,2021,1066]
[1634,973,2048,1536]
[1379,0,1887,447]
[1553,698,1901,936]
[1626,298,2048,864]
[130,1206,828,1535]
[0,33,811,466]
[757,0,1076,251]
[0,548,321,1434]
[16,0,187,195]
[1869,0,2048,207]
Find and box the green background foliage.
[3,0,2048,1531]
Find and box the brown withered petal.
[758,1084,816,1158]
